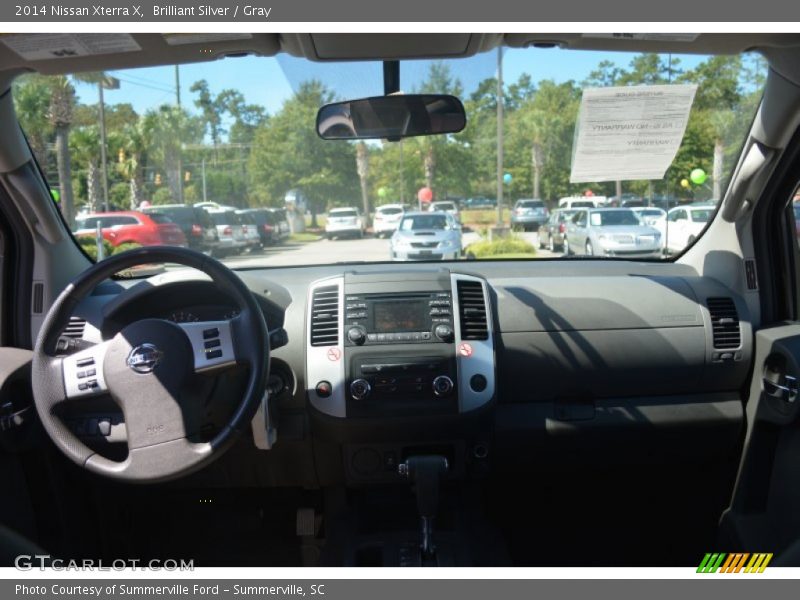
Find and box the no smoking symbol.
[327,347,341,361]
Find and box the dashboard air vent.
[310,285,340,346]
[457,280,488,340]
[62,317,87,339]
[707,297,740,349]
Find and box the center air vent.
[707,297,741,349]
[457,280,488,340]
[62,317,86,339]
[310,285,340,346]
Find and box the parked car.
[235,210,263,252]
[325,207,365,239]
[141,204,218,254]
[390,211,462,261]
[73,211,187,248]
[267,208,291,240]
[202,207,247,256]
[373,203,406,238]
[511,198,549,231]
[463,196,496,209]
[429,200,460,221]
[664,205,715,254]
[564,207,662,258]
[558,197,598,210]
[237,208,282,246]
[538,209,577,252]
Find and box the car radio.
[343,292,454,346]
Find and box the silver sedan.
[390,211,462,261]
[563,208,662,258]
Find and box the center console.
[306,270,498,565]
[306,270,495,420]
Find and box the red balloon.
[417,187,433,203]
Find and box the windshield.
[401,214,450,230]
[330,209,358,218]
[13,46,765,267]
[377,207,403,215]
[589,210,642,226]
[690,209,713,222]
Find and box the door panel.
[719,324,800,564]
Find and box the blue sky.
[74,48,710,126]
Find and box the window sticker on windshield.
[162,34,254,46]
[0,34,141,61]
[590,213,602,226]
[570,84,697,183]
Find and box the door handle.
[763,375,797,403]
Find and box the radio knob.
[434,323,454,342]
[350,378,371,400]
[347,326,367,345]
[432,375,454,397]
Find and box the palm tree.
[48,76,76,226]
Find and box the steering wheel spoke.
[33,246,268,482]
[60,340,112,401]
[177,318,239,373]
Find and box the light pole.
[496,46,504,228]
[98,75,120,212]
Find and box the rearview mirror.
[317,94,466,141]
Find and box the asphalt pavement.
[219,230,560,268]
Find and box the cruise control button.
[204,339,221,349]
[202,328,219,340]
[206,349,223,360]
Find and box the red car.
[73,211,187,247]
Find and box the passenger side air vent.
[707,297,741,349]
[62,317,87,339]
[457,280,488,340]
[310,285,340,346]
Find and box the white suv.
[373,204,406,238]
[325,207,365,239]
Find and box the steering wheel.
[31,247,269,483]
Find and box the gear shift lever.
[398,455,449,558]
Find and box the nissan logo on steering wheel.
[126,343,163,374]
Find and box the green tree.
[48,76,77,225]
[248,80,358,209]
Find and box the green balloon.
[690,168,707,185]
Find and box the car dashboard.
[61,259,752,489]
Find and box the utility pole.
[496,46,504,228]
[98,81,109,212]
[202,158,207,203]
[176,66,184,204]
[399,140,406,204]
[175,65,181,106]
[97,76,119,212]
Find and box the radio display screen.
[373,300,427,332]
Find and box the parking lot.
[220,230,561,268]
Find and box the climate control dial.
[432,375,454,397]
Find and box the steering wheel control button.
[204,339,221,349]
[76,357,95,367]
[202,327,219,339]
[78,382,88,391]
[470,374,488,392]
[315,381,333,398]
[432,375,454,397]
[350,378,371,400]
[206,349,223,360]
